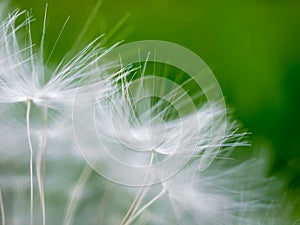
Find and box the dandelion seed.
[0,7,118,225]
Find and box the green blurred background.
[9,0,300,189]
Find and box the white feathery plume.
[0,7,118,225]
[0,10,116,111]
[94,71,242,170]
[120,157,284,225]
[161,160,267,225]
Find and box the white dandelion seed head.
[0,9,118,113]
[73,40,229,186]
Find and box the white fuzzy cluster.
[0,6,295,225]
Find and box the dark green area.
[9,0,300,189]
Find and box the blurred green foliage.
[9,0,300,189]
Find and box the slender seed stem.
[95,183,112,223]
[26,99,34,225]
[36,105,48,225]
[119,187,149,225]
[0,189,5,225]
[130,187,149,217]
[63,165,92,225]
[124,188,166,225]
[130,152,156,216]
[119,152,155,225]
